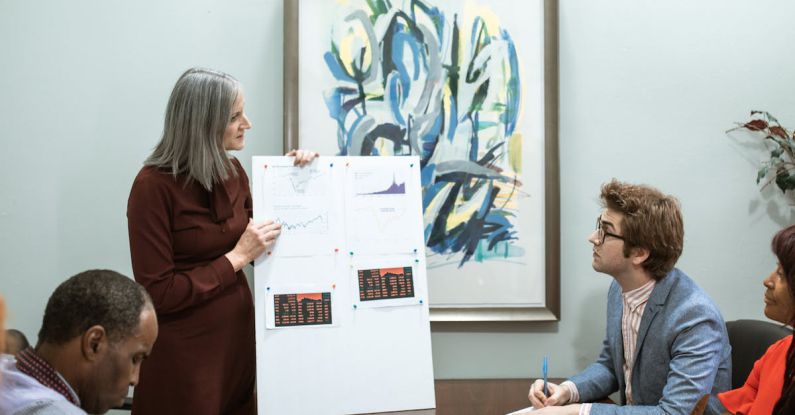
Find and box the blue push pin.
[419,299,424,304]
[349,251,354,256]
[330,162,334,167]
[266,287,271,291]
[353,304,358,310]
[414,259,419,263]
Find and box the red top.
[127,158,255,415]
[718,335,793,415]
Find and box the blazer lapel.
[634,304,659,362]
[608,283,627,402]
[616,326,627,404]
[633,269,679,365]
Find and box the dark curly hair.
[37,269,152,345]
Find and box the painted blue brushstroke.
[420,163,436,186]
[324,51,355,83]
[431,9,445,41]
[391,32,420,98]
[322,2,524,266]
[475,121,499,129]
[475,181,494,219]
[411,0,446,41]
[469,112,479,162]
[387,73,406,125]
[502,29,520,136]
[446,95,457,141]
[424,223,434,242]
[346,115,368,151]
[469,16,494,50]
[324,89,344,121]
[342,96,365,114]
[420,112,443,159]
[470,16,484,47]
[485,213,517,247]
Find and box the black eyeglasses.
[595,216,625,245]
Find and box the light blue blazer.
[569,268,731,415]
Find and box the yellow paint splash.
[508,133,522,173]
[461,1,502,44]
[338,21,371,76]
[373,137,394,156]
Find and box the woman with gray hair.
[127,67,315,415]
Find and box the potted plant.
[729,111,795,193]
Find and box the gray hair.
[146,67,240,191]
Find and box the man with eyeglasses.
[527,179,731,415]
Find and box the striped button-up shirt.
[621,280,656,404]
[564,279,656,415]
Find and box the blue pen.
[543,356,549,397]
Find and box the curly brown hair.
[600,179,684,280]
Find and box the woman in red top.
[719,225,795,415]
[127,68,315,415]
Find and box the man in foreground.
[0,269,158,414]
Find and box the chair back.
[726,319,792,389]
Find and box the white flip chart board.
[253,156,435,415]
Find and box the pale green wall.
[0,0,284,349]
[1,0,795,396]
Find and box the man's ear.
[81,325,108,361]
[630,246,650,267]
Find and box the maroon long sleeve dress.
[127,158,255,415]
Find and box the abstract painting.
[284,0,559,321]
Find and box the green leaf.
[757,165,769,183]
[776,172,789,192]
[775,171,795,192]
[772,147,785,158]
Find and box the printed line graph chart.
[352,205,408,236]
[345,163,419,254]
[273,208,330,235]
[254,158,341,256]
[353,168,408,197]
[267,165,329,198]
